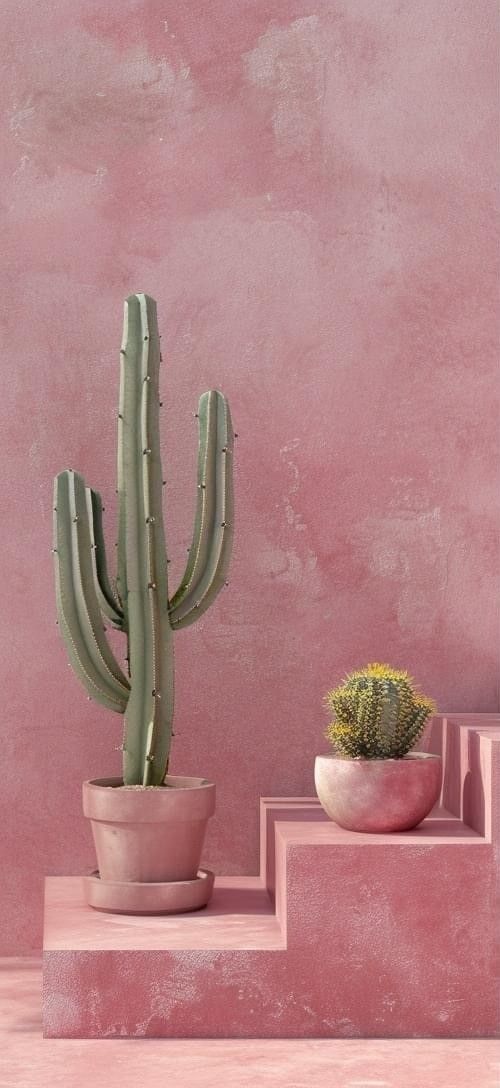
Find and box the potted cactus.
[53,293,234,914]
[315,663,441,832]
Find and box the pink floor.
[2,960,499,1088]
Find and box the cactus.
[324,663,436,759]
[53,294,234,786]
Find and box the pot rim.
[315,752,441,764]
[82,774,216,822]
[84,774,215,792]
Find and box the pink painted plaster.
[0,2,498,954]
[4,963,500,1088]
[42,717,500,1038]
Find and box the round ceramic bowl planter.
[314,752,442,833]
[82,775,215,913]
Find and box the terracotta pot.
[314,752,442,832]
[82,774,215,885]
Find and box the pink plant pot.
[314,752,442,832]
[82,774,215,888]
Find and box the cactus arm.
[120,294,174,786]
[85,488,124,630]
[168,391,219,613]
[168,390,234,629]
[53,471,130,713]
[116,327,128,618]
[70,471,130,694]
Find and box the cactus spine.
[53,294,234,786]
[324,663,436,759]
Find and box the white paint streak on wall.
[9,95,35,140]
[279,438,306,531]
[243,16,326,157]
[12,153,30,178]
[355,507,447,637]
[238,441,323,600]
[92,165,108,186]
[257,542,323,598]
[28,440,40,472]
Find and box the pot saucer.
[83,868,214,915]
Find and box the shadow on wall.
[462,729,486,836]
[419,717,486,835]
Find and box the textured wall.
[0,1,498,952]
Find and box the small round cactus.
[324,663,436,759]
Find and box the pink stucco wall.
[0,1,498,953]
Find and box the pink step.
[5,961,500,1088]
[43,716,500,1038]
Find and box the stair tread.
[275,804,486,846]
[44,875,285,951]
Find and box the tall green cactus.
[53,294,234,786]
[324,663,436,759]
